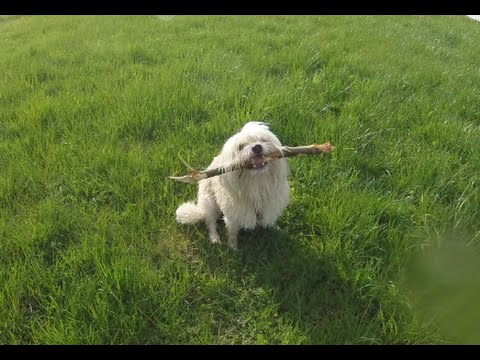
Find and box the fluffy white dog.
[176,121,290,250]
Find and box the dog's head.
[219,121,285,175]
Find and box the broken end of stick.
[167,176,190,183]
[168,171,208,183]
[313,142,335,153]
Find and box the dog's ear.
[241,121,270,132]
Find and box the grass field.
[1,15,480,344]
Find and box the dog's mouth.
[246,155,267,170]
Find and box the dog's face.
[220,122,283,174]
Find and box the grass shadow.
[181,222,386,344]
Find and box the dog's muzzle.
[246,154,267,170]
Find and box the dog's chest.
[238,178,275,209]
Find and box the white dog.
[176,121,290,250]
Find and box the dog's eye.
[260,138,268,142]
[238,143,245,151]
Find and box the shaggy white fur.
[176,121,290,250]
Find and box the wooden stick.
[169,142,334,183]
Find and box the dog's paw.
[260,222,280,230]
[210,234,220,244]
[227,240,239,251]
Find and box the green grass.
[1,15,480,344]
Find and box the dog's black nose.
[252,144,263,154]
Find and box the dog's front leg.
[227,225,240,250]
[259,200,288,228]
[223,206,256,250]
[224,217,241,250]
[206,217,220,243]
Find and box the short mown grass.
[1,15,480,344]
